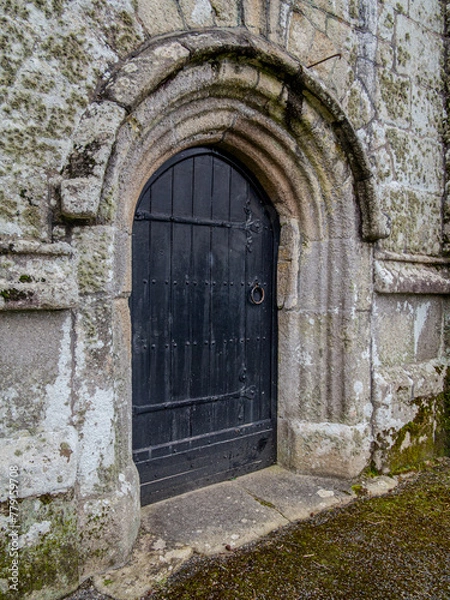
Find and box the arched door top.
[61,29,390,243]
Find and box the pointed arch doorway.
[131,147,279,505]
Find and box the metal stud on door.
[131,147,279,505]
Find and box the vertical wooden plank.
[190,154,214,436]
[137,185,151,214]
[150,169,172,214]
[148,169,173,445]
[260,190,275,423]
[210,157,231,432]
[171,159,193,395]
[131,219,150,407]
[228,168,248,427]
[131,218,150,453]
[245,186,273,424]
[170,158,194,440]
[193,153,213,220]
[260,201,275,423]
[172,158,194,218]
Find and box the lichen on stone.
[0,0,144,239]
[387,388,449,474]
[0,492,79,598]
[64,141,102,179]
[379,71,410,121]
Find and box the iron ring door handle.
[249,283,265,305]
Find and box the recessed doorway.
[131,147,279,505]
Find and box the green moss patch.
[438,367,450,455]
[0,492,79,599]
[41,32,89,85]
[388,372,450,474]
[388,398,440,474]
[380,72,410,120]
[0,288,34,302]
[147,461,450,600]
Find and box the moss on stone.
[380,72,410,120]
[0,0,30,19]
[346,86,361,123]
[397,45,411,68]
[64,141,101,178]
[41,31,89,85]
[97,188,117,224]
[0,190,19,221]
[76,233,113,294]
[351,484,367,496]
[383,12,394,29]
[384,187,409,252]
[0,493,79,599]
[0,288,34,302]
[30,0,64,18]
[22,205,45,235]
[0,125,62,168]
[88,1,142,57]
[78,500,114,567]
[0,0,145,241]
[387,383,450,474]
[0,13,33,94]
[149,462,450,599]
[96,463,119,493]
[349,0,358,20]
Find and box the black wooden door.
[131,147,278,505]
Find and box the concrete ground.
[89,465,398,600]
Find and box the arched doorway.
[131,147,279,504]
[55,28,391,578]
[59,31,385,526]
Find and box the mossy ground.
[144,460,450,600]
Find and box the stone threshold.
[91,465,397,600]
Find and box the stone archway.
[60,29,390,510]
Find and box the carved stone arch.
[62,29,389,239]
[61,28,386,489]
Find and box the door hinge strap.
[133,385,257,415]
[134,210,261,233]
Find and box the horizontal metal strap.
[133,385,256,415]
[134,211,262,233]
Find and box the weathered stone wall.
[0,0,448,598]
